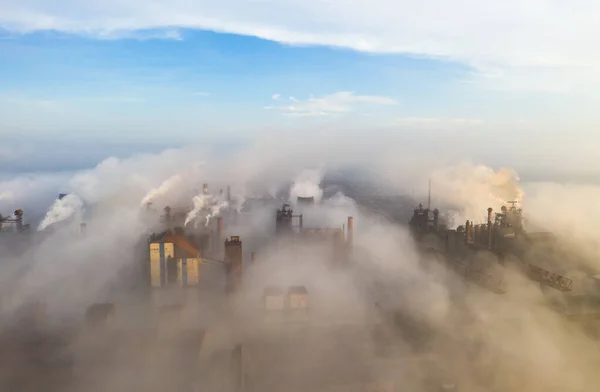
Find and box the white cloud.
[265,91,398,117]
[1,1,599,91]
[271,94,281,100]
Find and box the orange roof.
[156,231,200,258]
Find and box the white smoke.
[427,164,525,227]
[289,168,324,204]
[37,194,84,231]
[139,174,183,207]
[184,193,230,227]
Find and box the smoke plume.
[37,193,85,231]
[289,168,324,204]
[1,135,600,392]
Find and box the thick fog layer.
[1,137,600,391]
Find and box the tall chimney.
[487,208,493,249]
[226,185,231,202]
[347,216,354,246]
[14,209,23,231]
[224,236,243,294]
[213,216,224,258]
[80,222,87,235]
[250,252,256,264]
[164,206,171,221]
[465,220,473,244]
[202,183,209,195]
[218,216,224,233]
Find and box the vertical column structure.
[213,216,224,258]
[347,216,354,246]
[487,207,494,250]
[224,236,243,294]
[465,220,473,244]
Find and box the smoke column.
[428,164,525,227]
[184,194,230,227]
[139,174,183,207]
[37,193,84,231]
[289,169,324,204]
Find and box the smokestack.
[14,209,23,231]
[213,216,224,258]
[347,216,354,246]
[427,178,431,210]
[487,207,493,249]
[224,236,243,294]
[226,185,231,202]
[146,202,152,211]
[80,222,86,235]
[465,220,473,244]
[251,252,256,264]
[202,183,209,195]
[433,208,439,231]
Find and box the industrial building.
[5,179,597,392]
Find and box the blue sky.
[1,1,599,174]
[1,29,476,138]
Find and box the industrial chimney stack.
[347,216,354,246]
[487,207,494,249]
[224,236,243,294]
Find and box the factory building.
[149,229,202,288]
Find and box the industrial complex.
[1,181,600,392]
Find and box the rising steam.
[429,164,525,227]
[2,137,600,392]
[37,193,84,231]
[139,174,183,207]
[184,193,229,227]
[289,168,324,204]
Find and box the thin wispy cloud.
[265,91,398,117]
[94,28,183,41]
[271,94,281,100]
[0,1,598,91]
[191,91,210,97]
